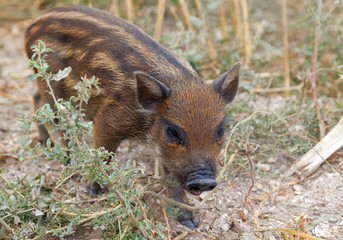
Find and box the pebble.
[256,182,263,189]
[280,164,287,170]
[220,223,230,232]
[293,184,303,195]
[199,192,208,200]
[293,184,303,192]
[258,163,271,172]
[203,212,213,221]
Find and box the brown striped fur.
[25,5,240,229]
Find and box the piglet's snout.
[185,178,217,192]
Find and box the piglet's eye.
[167,127,180,142]
[216,128,224,140]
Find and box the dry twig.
[241,0,251,66]
[307,0,326,139]
[172,231,188,240]
[253,83,303,94]
[159,200,171,240]
[229,0,243,42]
[281,0,291,97]
[154,0,166,42]
[125,0,134,22]
[178,0,193,31]
[218,0,228,39]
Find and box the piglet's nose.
[185,179,217,192]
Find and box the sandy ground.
[1,23,343,240]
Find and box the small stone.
[256,183,263,189]
[220,223,230,232]
[199,192,208,200]
[204,212,213,221]
[293,184,303,192]
[258,163,271,172]
[267,157,276,163]
[293,184,303,195]
[329,217,339,223]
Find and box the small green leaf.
[13,215,21,225]
[34,209,44,216]
[52,67,72,81]
[27,74,38,81]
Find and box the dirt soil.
[1,23,343,240]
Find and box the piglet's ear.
[134,71,171,111]
[211,63,240,104]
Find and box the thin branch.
[281,0,291,97]
[114,190,153,240]
[0,218,15,236]
[154,0,166,42]
[218,0,228,39]
[125,0,134,22]
[0,174,26,199]
[144,191,197,211]
[241,149,254,216]
[55,170,80,189]
[159,200,171,240]
[307,0,325,139]
[178,0,193,31]
[241,0,251,66]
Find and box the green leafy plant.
[0,41,164,239]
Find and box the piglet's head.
[134,63,240,195]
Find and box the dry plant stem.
[307,0,325,139]
[30,206,122,240]
[92,164,153,239]
[0,92,31,103]
[253,83,303,93]
[218,0,228,39]
[159,200,171,240]
[254,72,281,78]
[281,0,291,97]
[279,132,317,143]
[0,153,18,159]
[215,154,236,187]
[0,218,14,235]
[125,0,134,22]
[92,163,154,239]
[137,199,149,222]
[172,231,189,240]
[169,6,180,23]
[242,150,254,213]
[109,0,120,16]
[55,170,80,189]
[144,191,196,211]
[194,1,217,60]
[232,0,243,42]
[153,0,166,42]
[241,0,251,66]
[178,0,193,31]
[194,0,201,10]
[224,111,271,157]
[276,229,324,240]
[0,174,26,199]
[59,204,122,217]
[114,190,153,240]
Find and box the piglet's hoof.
[179,217,199,230]
[87,182,107,196]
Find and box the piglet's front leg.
[167,176,199,229]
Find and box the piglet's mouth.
[184,178,217,196]
[187,190,203,196]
